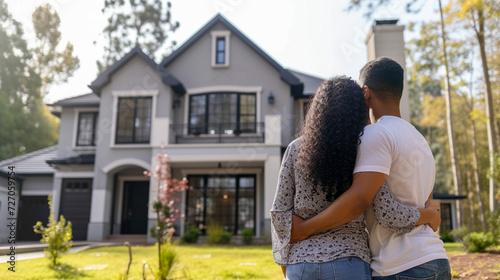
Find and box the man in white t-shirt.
[290,57,451,279]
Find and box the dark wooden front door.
[18,196,50,241]
[60,179,93,240]
[121,181,149,234]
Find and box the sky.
[5,0,441,103]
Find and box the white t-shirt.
[354,115,448,276]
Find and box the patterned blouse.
[271,138,420,266]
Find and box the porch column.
[87,171,113,241]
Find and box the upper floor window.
[76,112,98,146]
[216,38,226,64]
[211,31,230,67]
[115,97,152,144]
[188,92,256,135]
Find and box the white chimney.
[365,19,410,122]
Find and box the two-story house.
[1,15,461,244]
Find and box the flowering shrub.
[144,147,188,280]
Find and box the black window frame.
[76,112,98,146]
[185,174,256,235]
[115,96,152,144]
[215,37,226,64]
[188,92,257,135]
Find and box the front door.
[121,181,149,234]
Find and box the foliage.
[180,224,201,244]
[144,148,188,279]
[33,195,73,266]
[439,231,455,243]
[155,242,179,280]
[241,228,254,245]
[463,232,499,253]
[450,226,470,243]
[98,0,180,72]
[30,3,80,97]
[207,224,232,245]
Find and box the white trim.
[72,108,99,150]
[55,171,95,179]
[183,86,263,127]
[170,154,268,162]
[110,90,158,148]
[102,158,151,174]
[20,190,52,196]
[211,30,230,67]
[114,176,150,234]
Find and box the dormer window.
[211,31,230,67]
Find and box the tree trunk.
[471,119,487,230]
[475,8,498,214]
[439,0,463,227]
[466,167,476,229]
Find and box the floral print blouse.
[271,138,421,266]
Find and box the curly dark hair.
[297,76,367,201]
[359,57,404,103]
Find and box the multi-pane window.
[216,38,226,64]
[76,112,98,146]
[439,203,452,233]
[186,175,255,235]
[188,93,256,135]
[115,97,152,144]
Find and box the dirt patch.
[449,252,500,279]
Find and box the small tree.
[144,147,188,280]
[33,195,72,266]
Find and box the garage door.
[60,179,93,240]
[17,196,50,241]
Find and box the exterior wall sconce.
[173,99,181,109]
[268,92,275,105]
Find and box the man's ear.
[363,85,371,100]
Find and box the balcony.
[170,122,265,144]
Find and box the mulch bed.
[449,252,500,279]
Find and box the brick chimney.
[365,19,410,122]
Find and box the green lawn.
[0,245,283,280]
[0,243,466,280]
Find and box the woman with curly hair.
[270,76,423,280]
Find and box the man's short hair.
[359,57,404,102]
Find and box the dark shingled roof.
[89,47,185,95]
[161,14,304,97]
[433,193,467,200]
[49,93,100,107]
[46,154,95,166]
[287,69,325,97]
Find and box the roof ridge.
[0,146,58,167]
[286,68,326,80]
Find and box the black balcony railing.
[170,122,265,144]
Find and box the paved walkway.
[0,242,119,262]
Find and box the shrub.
[181,225,201,244]
[241,228,254,245]
[450,226,469,243]
[207,224,232,244]
[33,195,73,266]
[463,232,499,253]
[156,243,179,280]
[439,231,455,243]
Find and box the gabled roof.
[49,93,100,107]
[160,14,304,97]
[46,154,95,166]
[287,69,325,97]
[89,47,186,95]
[0,146,57,175]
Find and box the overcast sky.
[5,0,440,103]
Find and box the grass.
[0,245,283,280]
[0,243,468,279]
